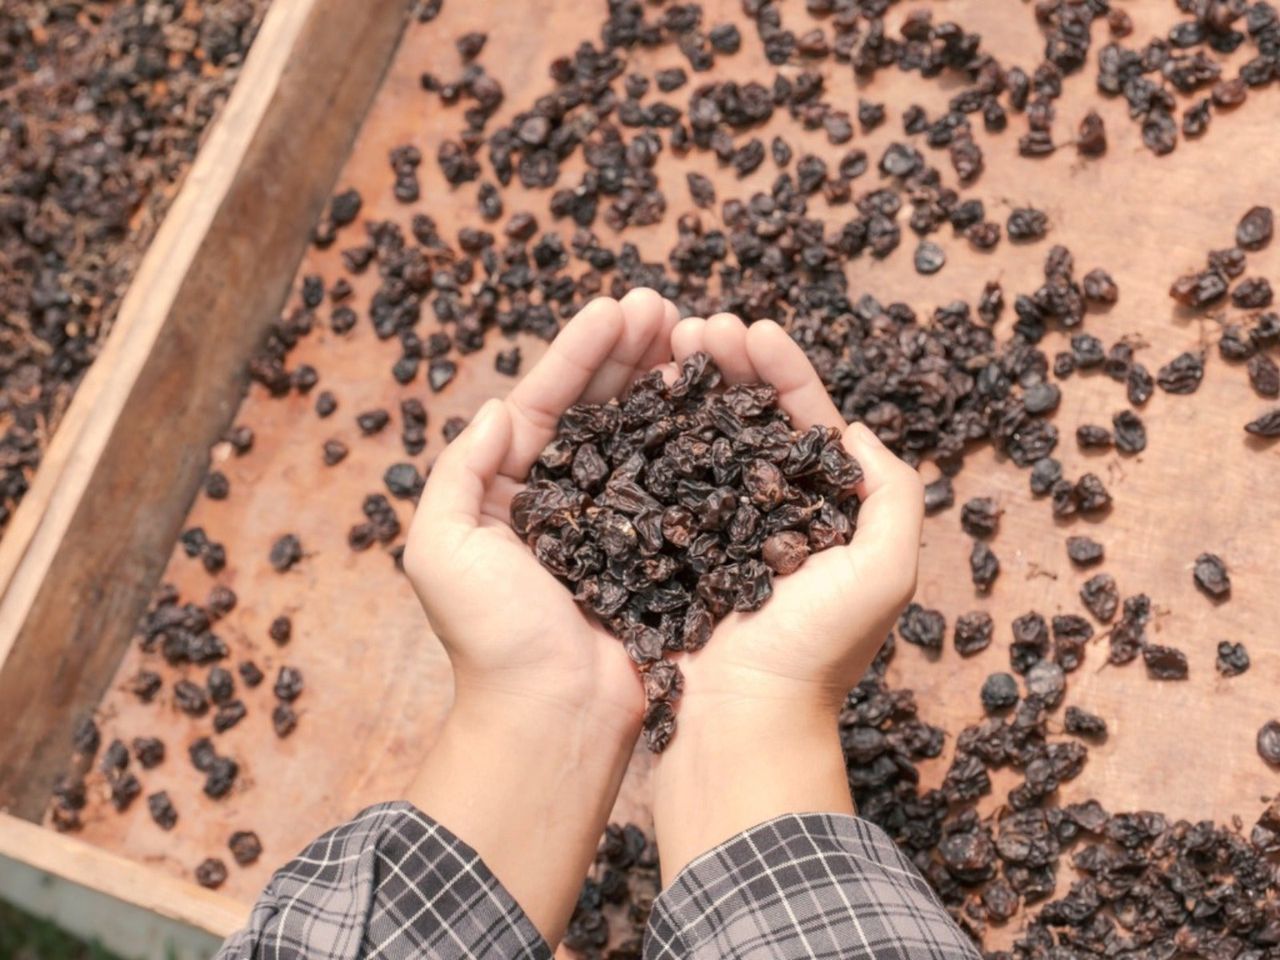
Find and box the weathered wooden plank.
[0,0,410,816]
[0,812,243,939]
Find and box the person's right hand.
[652,312,925,881]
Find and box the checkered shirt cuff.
[644,812,981,959]
[216,802,550,960]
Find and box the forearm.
[408,685,639,946]
[651,693,853,883]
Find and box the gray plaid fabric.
[218,805,977,959]
[215,802,550,960]
[644,813,981,959]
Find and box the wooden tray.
[1,0,1277,947]
[0,0,410,933]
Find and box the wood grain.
[5,0,1280,947]
[0,0,409,815]
[0,811,243,938]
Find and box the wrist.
[652,692,853,883]
[675,653,851,725]
[408,681,640,946]
[448,678,642,756]
[448,640,646,743]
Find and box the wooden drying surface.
[0,0,408,814]
[66,0,1279,942]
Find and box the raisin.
[954,611,994,656]
[1066,536,1104,567]
[1157,353,1205,394]
[1080,573,1119,622]
[1077,111,1107,155]
[356,410,391,435]
[1237,206,1274,250]
[148,791,178,830]
[981,673,1019,713]
[1258,721,1280,765]
[273,703,298,738]
[924,477,955,514]
[207,667,235,704]
[914,242,946,275]
[213,701,247,733]
[229,830,263,866]
[1215,641,1250,677]
[1064,706,1107,738]
[175,680,209,716]
[1245,408,1280,437]
[269,615,292,645]
[1075,474,1111,514]
[960,497,1000,537]
[1111,411,1146,453]
[1076,424,1112,449]
[195,858,228,889]
[274,666,304,701]
[269,534,303,572]
[1007,208,1049,242]
[1192,552,1230,598]
[899,603,947,652]
[238,660,265,688]
[205,471,230,500]
[1247,354,1280,397]
[970,540,1000,592]
[1143,644,1189,680]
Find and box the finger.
[703,312,757,383]
[408,399,512,562]
[671,316,707,362]
[842,422,924,580]
[637,297,681,372]
[480,474,523,525]
[579,287,669,403]
[500,297,624,478]
[769,423,923,642]
[745,320,844,430]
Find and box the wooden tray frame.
[0,0,409,936]
[3,0,1279,942]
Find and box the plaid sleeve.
[215,802,551,960]
[644,813,981,960]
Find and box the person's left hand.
[402,290,679,946]
[403,289,680,737]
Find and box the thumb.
[743,422,923,676]
[778,422,922,646]
[406,399,512,570]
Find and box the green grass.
[0,901,122,960]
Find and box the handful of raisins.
[511,353,862,751]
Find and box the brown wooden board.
[4,0,1279,947]
[0,0,408,816]
[0,0,409,932]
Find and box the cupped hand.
[403,289,680,735]
[669,311,926,719]
[650,311,926,880]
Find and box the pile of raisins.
[512,353,862,751]
[0,0,269,539]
